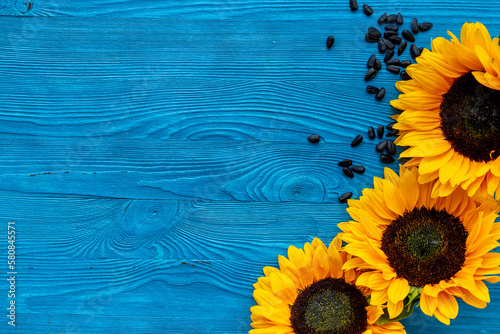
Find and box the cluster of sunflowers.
[249,23,500,334]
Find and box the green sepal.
[376,286,421,325]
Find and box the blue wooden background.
[1,0,500,333]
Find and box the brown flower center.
[440,72,500,162]
[381,207,468,286]
[290,278,368,334]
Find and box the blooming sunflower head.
[249,237,406,334]
[339,165,500,325]
[390,22,500,200]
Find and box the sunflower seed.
[398,40,407,55]
[368,27,382,38]
[381,38,395,50]
[402,29,415,42]
[411,18,419,34]
[376,140,388,152]
[388,36,402,44]
[400,59,411,67]
[387,65,400,74]
[386,58,400,66]
[384,31,398,38]
[366,85,380,94]
[400,70,411,80]
[378,13,387,24]
[378,40,387,53]
[326,36,335,49]
[377,125,384,138]
[368,126,376,139]
[375,87,385,100]
[364,68,377,81]
[386,122,396,130]
[380,154,395,163]
[349,0,358,11]
[343,167,355,178]
[351,165,366,174]
[386,14,397,23]
[363,3,373,15]
[365,33,380,43]
[374,58,382,70]
[367,54,376,68]
[384,50,395,62]
[351,134,363,147]
[307,134,320,143]
[396,13,404,25]
[410,44,421,59]
[338,159,352,167]
[386,141,396,155]
[339,192,353,203]
[419,47,424,53]
[386,129,399,137]
[385,25,399,32]
[419,22,433,31]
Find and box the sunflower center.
[290,278,368,334]
[381,207,468,287]
[440,72,500,162]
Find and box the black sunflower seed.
[366,85,379,94]
[400,70,411,80]
[380,154,395,163]
[386,129,399,137]
[386,14,397,23]
[351,134,363,147]
[381,37,395,50]
[339,192,353,203]
[368,27,382,38]
[402,29,415,42]
[419,22,433,31]
[378,40,387,53]
[386,141,396,155]
[349,0,358,10]
[388,36,402,45]
[307,134,320,143]
[375,87,385,100]
[419,47,424,53]
[364,68,377,81]
[338,159,352,167]
[365,33,379,43]
[343,167,355,178]
[398,40,407,55]
[368,126,376,139]
[411,18,419,34]
[376,140,388,152]
[378,12,387,24]
[385,25,399,32]
[374,58,382,70]
[386,58,400,66]
[400,59,411,67]
[377,125,384,138]
[396,13,403,25]
[410,44,421,59]
[363,4,373,15]
[386,122,396,130]
[326,36,335,49]
[384,31,398,38]
[387,65,400,74]
[367,54,376,68]
[351,165,365,174]
[384,50,394,62]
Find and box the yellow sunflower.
[390,22,500,200]
[249,237,406,334]
[339,165,500,325]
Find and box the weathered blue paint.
[0,0,499,333]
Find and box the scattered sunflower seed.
[386,129,399,137]
[365,33,379,42]
[400,70,411,80]
[400,59,411,67]
[384,50,395,62]
[368,126,376,139]
[307,134,320,143]
[377,125,384,138]
[411,18,419,34]
[326,36,335,49]
[375,87,386,100]
[402,29,415,42]
[349,0,358,11]
[384,31,398,38]
[380,154,395,163]
[378,12,387,24]
[387,65,401,74]
[419,22,433,31]
[339,192,353,203]
[351,165,365,174]
[362,4,373,15]
[338,159,353,167]
[367,54,376,68]
[396,13,403,25]
[374,58,382,70]
[410,44,421,59]
[398,40,407,55]
[366,85,380,94]
[364,68,377,81]
[343,167,355,178]
[385,25,399,32]
[386,58,400,66]
[386,122,396,130]
[388,36,402,44]
[386,141,396,155]
[385,14,397,23]
[351,134,363,147]
[368,27,382,38]
[381,37,395,50]
[378,40,387,53]
[376,140,388,152]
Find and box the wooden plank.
[0,138,395,200]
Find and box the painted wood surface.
[0,0,499,333]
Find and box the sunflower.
[390,22,500,200]
[339,165,500,325]
[249,237,406,334]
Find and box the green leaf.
[376,297,420,325]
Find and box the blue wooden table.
[1,0,499,333]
